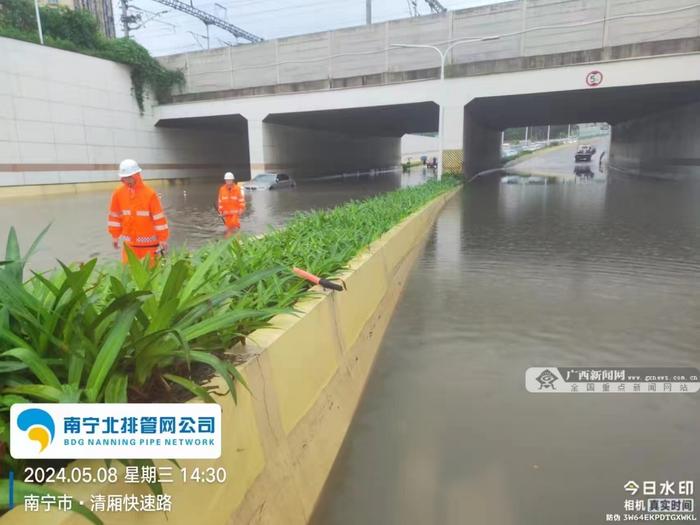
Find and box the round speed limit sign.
[586,70,603,87]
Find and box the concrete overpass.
[156,0,700,180]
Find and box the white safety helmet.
[119,159,141,178]
[224,172,235,181]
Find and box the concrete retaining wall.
[161,0,700,99]
[0,37,247,187]
[609,101,700,181]
[1,186,461,525]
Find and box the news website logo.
[535,369,559,390]
[10,403,221,459]
[526,367,700,393]
[16,408,55,453]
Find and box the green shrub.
[0,179,460,484]
[97,38,184,110]
[0,0,35,31]
[39,5,100,49]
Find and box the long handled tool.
[214,206,225,225]
[293,267,346,292]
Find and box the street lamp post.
[33,0,44,45]
[392,35,499,180]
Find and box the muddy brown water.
[0,170,428,272]
[311,173,700,524]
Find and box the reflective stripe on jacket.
[217,183,245,216]
[108,175,169,247]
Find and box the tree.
[0,0,36,32]
[40,6,101,49]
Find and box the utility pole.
[120,0,142,38]
[366,0,372,25]
[120,0,129,37]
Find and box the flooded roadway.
[0,169,428,271]
[506,136,610,180]
[311,152,700,523]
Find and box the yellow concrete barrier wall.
[1,186,461,525]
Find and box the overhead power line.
[408,0,445,17]
[148,0,264,43]
[424,0,446,14]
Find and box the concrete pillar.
[463,107,501,176]
[247,117,269,178]
[441,104,465,174]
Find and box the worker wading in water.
[217,172,246,237]
[108,159,169,266]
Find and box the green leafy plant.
[97,38,184,112]
[0,179,459,518]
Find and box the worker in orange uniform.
[217,172,246,237]
[108,159,169,265]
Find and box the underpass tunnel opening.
[501,123,609,146]
[260,102,439,179]
[463,81,700,178]
[155,114,250,180]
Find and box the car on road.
[575,144,597,162]
[243,172,296,190]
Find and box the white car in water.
[243,173,296,190]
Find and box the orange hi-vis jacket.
[108,175,169,247]
[218,183,245,216]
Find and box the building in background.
[38,0,116,38]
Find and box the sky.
[113,0,506,56]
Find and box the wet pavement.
[311,168,700,523]
[505,136,610,181]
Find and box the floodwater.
[0,169,429,272]
[312,166,700,521]
[506,136,609,180]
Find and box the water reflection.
[574,165,595,178]
[312,176,700,525]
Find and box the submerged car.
[500,175,523,184]
[243,172,296,190]
[525,176,547,184]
